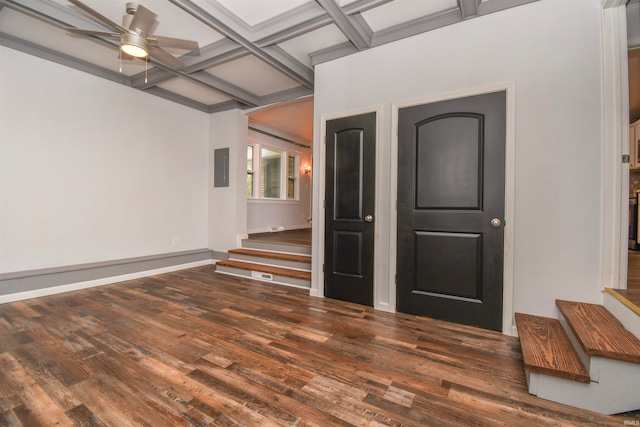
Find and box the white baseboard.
[375,302,392,312]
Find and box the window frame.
[247,145,255,198]
[247,142,300,201]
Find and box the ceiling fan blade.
[129,4,157,37]
[65,27,119,38]
[150,46,184,68]
[148,35,199,52]
[68,0,124,32]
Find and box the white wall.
[313,0,605,326]
[247,127,312,234]
[0,47,209,272]
[208,109,248,252]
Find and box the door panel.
[416,115,482,209]
[397,92,505,330]
[325,113,376,306]
[333,231,362,276]
[415,231,482,300]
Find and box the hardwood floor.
[629,249,640,291]
[0,266,634,426]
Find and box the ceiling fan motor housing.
[120,32,148,57]
[125,3,140,15]
[65,0,198,67]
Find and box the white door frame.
[310,106,383,307]
[389,82,516,334]
[601,1,630,291]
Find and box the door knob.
[364,215,373,223]
[490,218,502,228]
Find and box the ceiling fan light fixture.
[120,32,148,58]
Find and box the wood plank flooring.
[0,266,634,426]
[628,249,640,291]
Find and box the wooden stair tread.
[228,248,311,263]
[556,300,640,364]
[515,313,590,383]
[217,260,311,281]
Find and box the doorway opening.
[245,97,314,237]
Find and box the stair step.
[216,260,311,281]
[228,248,311,264]
[241,239,311,255]
[556,300,640,364]
[515,313,590,383]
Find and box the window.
[261,147,281,198]
[287,155,296,199]
[247,144,300,200]
[247,145,254,197]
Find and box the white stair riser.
[216,265,310,289]
[229,254,311,271]
[557,314,596,380]
[603,292,640,339]
[242,240,311,255]
[526,358,640,415]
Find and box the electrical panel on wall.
[214,148,229,188]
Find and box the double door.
[322,92,507,331]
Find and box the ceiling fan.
[65,0,199,69]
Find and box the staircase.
[215,238,311,289]
[515,289,640,414]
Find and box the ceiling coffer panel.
[203,54,301,97]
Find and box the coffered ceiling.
[1,0,538,141]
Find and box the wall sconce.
[304,165,312,174]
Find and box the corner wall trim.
[0,249,214,302]
[212,250,229,261]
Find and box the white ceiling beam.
[254,15,332,47]
[250,1,328,44]
[0,0,105,30]
[315,0,371,50]
[208,100,250,114]
[189,71,261,106]
[458,0,480,20]
[310,41,359,66]
[478,0,539,16]
[0,32,129,85]
[145,87,210,112]
[342,0,393,15]
[260,86,314,107]
[372,7,461,47]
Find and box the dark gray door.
[324,112,376,306]
[396,91,506,330]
